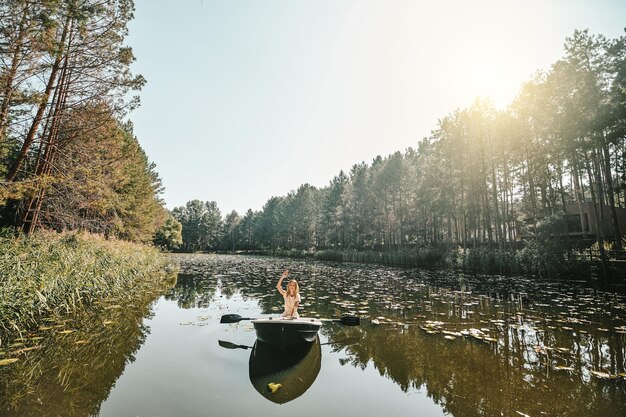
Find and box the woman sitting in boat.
[276,270,301,318]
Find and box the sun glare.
[465,60,517,109]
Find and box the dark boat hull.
[251,318,322,349]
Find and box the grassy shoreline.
[0,231,177,343]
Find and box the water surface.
[1,254,625,416]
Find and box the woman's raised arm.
[276,270,288,296]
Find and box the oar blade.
[339,316,360,326]
[218,340,249,350]
[220,314,244,324]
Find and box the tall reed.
[0,230,176,341]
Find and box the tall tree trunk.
[0,43,22,143]
[23,30,74,234]
[583,149,608,276]
[601,136,622,249]
[5,15,71,182]
[25,55,72,234]
[399,190,405,247]
[490,153,502,247]
[0,5,29,144]
[525,145,538,234]
[460,162,466,251]
[572,154,588,239]
[502,159,510,246]
[556,162,570,238]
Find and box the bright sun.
[467,61,513,108]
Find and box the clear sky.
[126,0,626,215]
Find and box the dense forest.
[171,29,626,275]
[0,0,180,245]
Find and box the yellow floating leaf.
[103,320,115,326]
[58,330,74,334]
[75,340,89,345]
[38,326,53,331]
[590,370,613,379]
[11,345,41,355]
[0,358,19,366]
[554,366,574,371]
[267,382,282,394]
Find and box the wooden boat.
[249,337,321,404]
[251,317,322,349]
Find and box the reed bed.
[297,246,583,277]
[313,248,448,268]
[0,230,177,342]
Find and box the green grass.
[0,230,177,342]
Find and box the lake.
[1,254,625,417]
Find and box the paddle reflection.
[248,337,321,404]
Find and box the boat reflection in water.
[248,336,321,404]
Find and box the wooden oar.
[218,340,252,350]
[219,314,258,324]
[219,314,360,326]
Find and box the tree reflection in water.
[0,277,175,417]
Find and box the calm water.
[1,254,626,417]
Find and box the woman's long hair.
[287,279,299,297]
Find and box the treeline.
[0,0,180,245]
[172,29,626,271]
